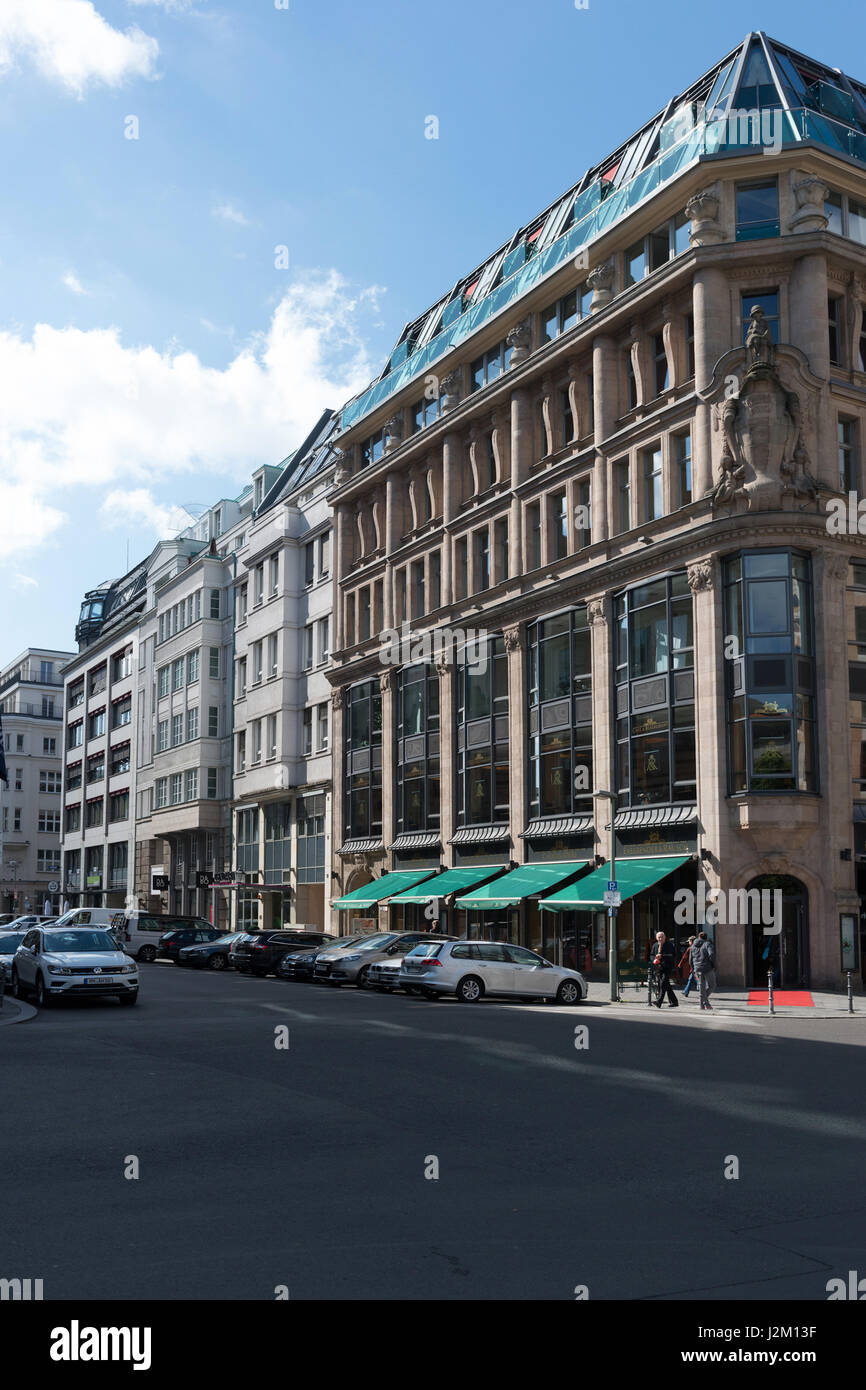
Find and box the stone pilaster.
[437,661,455,864]
[504,623,525,857]
[379,669,396,861]
[510,386,533,578]
[586,598,610,857]
[692,266,731,498]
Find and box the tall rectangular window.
[653,333,669,395]
[675,432,692,506]
[269,553,279,594]
[412,560,425,616]
[172,714,183,747]
[254,565,264,605]
[209,589,221,618]
[187,649,199,683]
[172,658,184,692]
[253,641,263,684]
[317,702,329,751]
[429,551,441,610]
[457,537,468,599]
[208,706,219,738]
[186,707,199,741]
[643,446,663,521]
[158,719,169,752]
[549,491,568,560]
[829,296,842,366]
[268,632,278,677]
[474,529,490,591]
[528,502,541,569]
[267,713,277,759]
[207,768,218,799]
[237,731,246,772]
[617,460,631,533]
[495,517,509,581]
[839,418,858,491]
[303,626,314,671]
[209,647,220,679]
[304,541,315,586]
[318,531,330,578]
[302,707,313,756]
[576,481,591,550]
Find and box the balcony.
[0,668,64,696]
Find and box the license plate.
[86,977,114,985]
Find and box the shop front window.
[724,551,816,793]
[395,665,440,834]
[456,636,508,826]
[615,574,695,808]
[344,680,382,838]
[528,608,593,818]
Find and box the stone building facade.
[0,649,74,916]
[327,32,866,990]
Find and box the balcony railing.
[0,668,65,696]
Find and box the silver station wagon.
[398,939,587,1004]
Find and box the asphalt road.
[2,964,865,1301]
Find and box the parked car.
[158,924,227,962]
[0,930,29,982]
[11,926,139,1007]
[230,930,334,977]
[316,931,456,988]
[177,932,246,970]
[276,934,365,981]
[4,914,58,931]
[0,913,22,928]
[50,908,114,930]
[367,938,455,993]
[110,912,220,962]
[398,940,587,1004]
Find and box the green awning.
[388,865,504,904]
[455,860,588,910]
[331,869,438,909]
[539,855,691,910]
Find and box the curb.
[0,996,37,1026]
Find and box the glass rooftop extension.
[340,32,866,434]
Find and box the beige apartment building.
[327,32,866,990]
[0,649,74,916]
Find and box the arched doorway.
[746,875,809,988]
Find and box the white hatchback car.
[398,939,587,1004]
[12,926,139,1008]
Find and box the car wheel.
[208,954,227,971]
[35,974,52,1009]
[118,992,138,1006]
[11,969,25,999]
[137,945,157,964]
[456,975,483,1004]
[356,965,371,989]
[556,979,581,1005]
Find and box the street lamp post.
[593,790,618,1003]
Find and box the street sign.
[607,880,618,893]
[48,881,59,893]
[603,890,621,908]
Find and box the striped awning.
[449,824,510,845]
[521,815,593,838]
[613,805,698,829]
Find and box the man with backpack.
[691,931,716,1011]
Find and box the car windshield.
[406,943,444,959]
[355,934,398,952]
[43,930,118,953]
[0,933,26,952]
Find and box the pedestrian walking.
[692,931,717,1010]
[678,935,697,996]
[649,930,679,1008]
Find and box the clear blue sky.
[1,0,863,660]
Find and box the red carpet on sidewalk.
[746,990,814,1006]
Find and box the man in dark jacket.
[691,932,716,1011]
[649,931,678,1008]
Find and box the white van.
[109,910,215,962]
[52,908,116,930]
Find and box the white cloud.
[0,270,381,558]
[62,270,87,295]
[212,203,250,227]
[0,1,159,98]
[127,0,199,11]
[100,489,195,537]
[12,573,39,590]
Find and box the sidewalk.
[0,994,37,1026]
[612,984,862,1019]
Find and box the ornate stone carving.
[566,361,581,442]
[685,183,723,246]
[541,375,554,455]
[587,260,615,311]
[687,560,713,593]
[506,318,532,366]
[334,444,354,485]
[708,307,821,509]
[379,669,395,694]
[789,171,830,234]
[435,659,451,677]
[383,413,404,454]
[330,687,344,710]
[824,550,850,582]
[586,598,606,627]
[503,623,522,652]
[440,369,462,412]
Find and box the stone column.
[437,660,455,865]
[334,503,351,652]
[789,251,830,380]
[379,669,396,859]
[591,335,617,543]
[504,623,525,855]
[587,598,610,860]
[692,266,731,498]
[510,386,532,578]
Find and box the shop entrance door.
[747,875,809,987]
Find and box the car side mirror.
[386,945,399,955]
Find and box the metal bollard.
[767,970,775,1015]
[848,970,854,1015]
